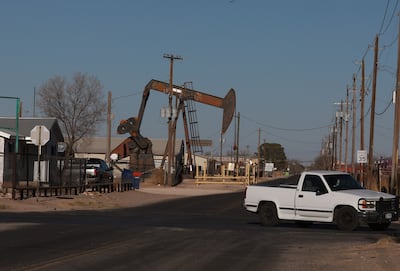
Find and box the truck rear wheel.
[335,206,358,231]
[259,202,279,226]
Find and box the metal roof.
[0,117,60,136]
[75,137,184,156]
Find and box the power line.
[379,0,399,35]
[257,128,320,145]
[112,91,142,101]
[378,0,390,34]
[376,97,393,115]
[241,113,332,132]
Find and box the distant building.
[74,137,209,177]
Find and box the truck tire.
[368,222,391,231]
[335,206,358,231]
[259,202,279,226]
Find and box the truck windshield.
[324,174,363,191]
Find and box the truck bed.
[255,174,300,188]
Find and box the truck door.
[295,174,334,221]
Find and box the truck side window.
[302,175,328,194]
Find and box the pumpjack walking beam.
[112,79,236,174]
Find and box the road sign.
[357,150,368,164]
[265,163,274,172]
[57,142,67,153]
[30,125,50,146]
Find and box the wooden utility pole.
[235,112,240,175]
[368,35,379,190]
[330,132,334,170]
[345,86,349,172]
[339,100,343,171]
[391,17,400,196]
[334,115,338,170]
[106,91,112,164]
[352,74,357,175]
[257,128,261,180]
[163,53,183,186]
[360,60,366,185]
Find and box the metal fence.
[1,153,133,200]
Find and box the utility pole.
[257,128,261,180]
[106,91,112,164]
[235,112,240,175]
[392,17,400,196]
[163,53,183,186]
[352,74,357,175]
[345,86,349,172]
[220,131,223,170]
[368,35,379,190]
[33,87,36,117]
[360,59,366,185]
[339,100,343,171]
[333,116,338,170]
[330,128,333,170]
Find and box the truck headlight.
[358,198,375,210]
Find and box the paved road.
[0,192,399,271]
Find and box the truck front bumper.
[359,197,399,224]
[358,210,398,224]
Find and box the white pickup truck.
[243,170,399,231]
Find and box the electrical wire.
[258,128,321,145]
[379,0,399,35]
[376,98,393,115]
[378,0,390,35]
[112,91,142,101]
[241,113,332,132]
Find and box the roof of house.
[75,137,185,156]
[0,117,63,141]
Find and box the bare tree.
[37,72,107,157]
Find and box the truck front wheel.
[259,202,279,227]
[335,206,359,231]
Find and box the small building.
[0,117,64,190]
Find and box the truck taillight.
[94,168,98,176]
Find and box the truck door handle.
[298,195,303,198]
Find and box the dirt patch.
[0,179,246,212]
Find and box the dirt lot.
[0,179,246,212]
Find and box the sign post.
[357,150,368,164]
[357,150,368,186]
[30,125,50,199]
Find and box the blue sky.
[0,0,399,164]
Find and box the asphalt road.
[1,192,399,271]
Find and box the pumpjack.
[112,79,236,182]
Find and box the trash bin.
[122,169,134,189]
[132,171,142,190]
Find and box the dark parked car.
[85,158,114,185]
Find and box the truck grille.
[375,198,399,212]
